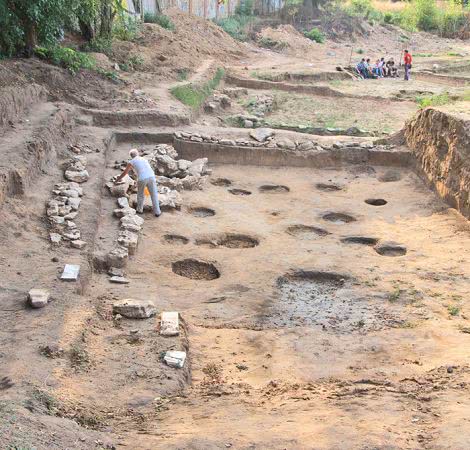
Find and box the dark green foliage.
[143,13,175,30]
[304,27,325,43]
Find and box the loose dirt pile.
[257,24,319,57]
[112,8,246,79]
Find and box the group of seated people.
[356,57,399,79]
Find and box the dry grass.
[371,0,406,13]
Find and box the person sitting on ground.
[356,58,367,79]
[378,57,386,77]
[115,148,162,217]
[385,57,398,78]
[372,59,382,78]
[365,59,378,79]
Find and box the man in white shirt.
[115,149,162,217]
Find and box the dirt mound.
[257,25,319,57]
[112,8,245,79]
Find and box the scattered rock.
[109,276,130,284]
[28,289,50,309]
[64,170,89,183]
[71,240,87,249]
[50,233,62,245]
[250,128,275,143]
[164,351,186,368]
[112,299,157,319]
[60,264,80,281]
[107,245,129,269]
[117,197,129,208]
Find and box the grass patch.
[34,46,95,74]
[171,68,225,108]
[304,27,325,43]
[447,305,461,317]
[258,37,288,51]
[215,15,255,41]
[416,93,451,108]
[144,13,175,30]
[177,69,189,81]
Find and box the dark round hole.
[211,178,232,187]
[322,212,356,224]
[229,188,252,196]
[287,225,330,237]
[374,242,407,257]
[316,183,343,192]
[163,234,189,245]
[189,207,216,218]
[172,259,220,280]
[259,185,290,193]
[341,236,379,246]
[365,199,387,206]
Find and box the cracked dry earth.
[71,153,470,448]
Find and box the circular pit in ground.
[322,212,357,224]
[374,242,407,257]
[196,233,259,249]
[315,183,343,192]
[229,188,252,196]
[172,259,220,280]
[365,198,387,206]
[259,184,290,193]
[189,207,216,218]
[287,225,330,238]
[341,236,379,246]
[211,178,232,187]
[163,234,190,245]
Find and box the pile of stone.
[46,155,89,249]
[204,92,232,113]
[222,87,248,98]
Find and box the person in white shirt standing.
[115,149,162,217]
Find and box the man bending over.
[115,149,162,217]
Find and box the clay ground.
[1,11,470,450]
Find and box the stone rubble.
[112,299,157,319]
[46,151,90,249]
[61,264,80,281]
[160,312,180,336]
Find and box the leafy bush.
[129,54,144,69]
[113,14,141,41]
[346,0,383,23]
[82,37,113,55]
[216,15,253,41]
[304,27,325,43]
[416,93,451,109]
[143,13,175,30]
[35,46,95,74]
[171,68,225,109]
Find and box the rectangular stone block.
[164,351,186,369]
[160,312,179,336]
[61,264,80,281]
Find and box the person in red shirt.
[404,50,412,81]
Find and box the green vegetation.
[34,46,95,74]
[128,54,144,69]
[171,68,225,109]
[304,27,325,43]
[144,13,175,31]
[112,14,141,41]
[447,305,461,316]
[345,0,384,24]
[258,36,288,50]
[215,0,255,41]
[177,68,189,81]
[416,93,451,108]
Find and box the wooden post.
[189,0,193,14]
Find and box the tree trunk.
[100,0,115,39]
[24,21,37,57]
[79,19,96,42]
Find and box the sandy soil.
[1,10,470,450]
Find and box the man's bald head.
[129,148,139,158]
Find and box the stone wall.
[405,108,470,218]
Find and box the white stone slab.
[28,289,50,308]
[160,312,179,336]
[164,351,186,368]
[61,264,80,281]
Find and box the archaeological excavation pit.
[189,206,216,218]
[258,184,290,193]
[322,212,357,224]
[286,224,330,238]
[365,198,388,206]
[163,234,190,245]
[341,236,379,246]
[228,188,252,196]
[172,259,220,280]
[315,182,343,192]
[195,233,259,249]
[211,177,233,187]
[374,242,407,257]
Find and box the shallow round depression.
[163,234,190,245]
[322,212,357,224]
[365,198,388,206]
[341,236,379,246]
[259,184,290,193]
[211,178,232,187]
[229,188,252,196]
[374,243,407,257]
[196,233,259,249]
[315,182,343,192]
[189,207,216,218]
[172,259,220,280]
[287,225,330,238]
